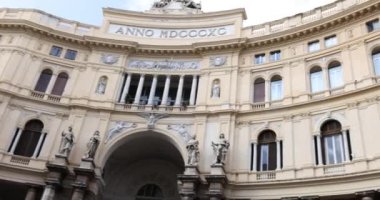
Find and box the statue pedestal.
[177,165,201,200]
[71,158,96,200]
[205,164,228,200]
[42,155,69,200]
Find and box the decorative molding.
[128,59,200,71]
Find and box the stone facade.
[0,0,380,199]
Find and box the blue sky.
[0,0,335,26]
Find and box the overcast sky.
[0,0,335,26]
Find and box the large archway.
[102,130,185,200]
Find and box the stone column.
[133,74,145,105]
[120,73,132,103]
[41,185,55,200]
[32,132,45,158]
[175,75,185,106]
[10,128,22,154]
[205,164,228,200]
[252,142,257,171]
[148,75,158,105]
[276,140,281,170]
[161,75,171,106]
[316,134,323,165]
[265,80,270,103]
[178,166,201,200]
[189,75,198,106]
[72,158,96,200]
[46,74,58,94]
[323,69,330,95]
[342,130,350,162]
[25,187,37,200]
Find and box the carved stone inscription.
[108,24,235,39]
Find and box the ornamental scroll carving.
[128,59,200,71]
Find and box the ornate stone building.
[0,0,380,199]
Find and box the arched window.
[34,69,52,93]
[321,120,345,165]
[96,76,108,95]
[136,184,163,200]
[51,72,69,96]
[328,61,343,89]
[253,78,265,103]
[14,120,45,157]
[310,66,324,93]
[270,75,283,101]
[372,47,380,76]
[257,130,277,171]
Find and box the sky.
[0,0,336,26]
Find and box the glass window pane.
[372,52,380,76]
[34,70,52,92]
[325,136,335,164]
[271,80,283,101]
[329,66,343,89]
[49,46,62,57]
[325,36,337,48]
[334,135,344,164]
[260,144,269,171]
[51,73,69,96]
[310,71,323,93]
[254,81,265,102]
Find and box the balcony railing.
[256,171,276,180]
[323,164,345,175]
[30,91,62,103]
[10,156,30,166]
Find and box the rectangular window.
[49,46,63,57]
[308,41,320,52]
[255,54,266,64]
[260,144,269,171]
[372,52,380,76]
[328,66,343,89]
[270,50,281,62]
[271,80,283,101]
[324,35,337,48]
[366,19,380,32]
[64,49,77,60]
[310,71,324,93]
[324,134,344,165]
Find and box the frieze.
[101,54,120,65]
[128,59,200,71]
[210,56,227,67]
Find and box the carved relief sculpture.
[167,124,192,142]
[138,113,169,129]
[186,135,199,166]
[83,131,101,159]
[101,54,119,65]
[210,56,227,67]
[211,133,230,165]
[107,121,137,142]
[58,126,75,157]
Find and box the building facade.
[0,0,380,199]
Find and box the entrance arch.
[102,130,185,200]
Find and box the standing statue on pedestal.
[186,135,200,166]
[211,133,230,165]
[58,126,74,157]
[83,131,100,159]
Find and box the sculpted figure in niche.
[211,133,230,165]
[211,79,220,99]
[186,135,200,166]
[83,131,100,159]
[58,126,74,157]
[96,76,107,95]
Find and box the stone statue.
[183,0,201,9]
[152,0,201,10]
[186,135,199,166]
[211,133,230,165]
[58,126,74,157]
[96,77,107,94]
[211,81,220,98]
[83,131,100,159]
